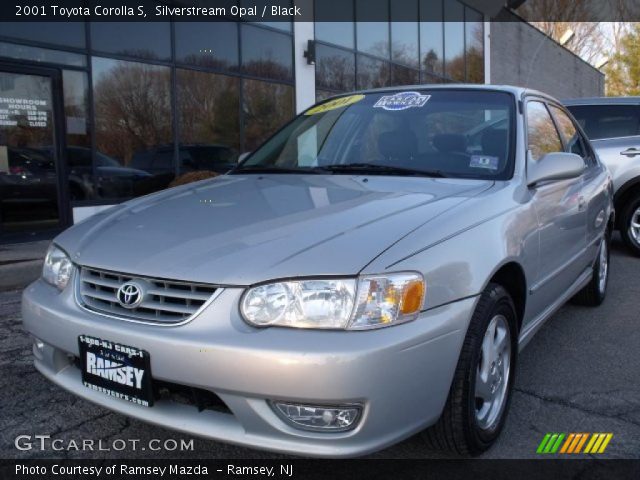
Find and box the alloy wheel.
[475,314,511,430]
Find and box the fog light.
[272,402,361,432]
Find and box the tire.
[423,283,518,456]
[620,194,640,257]
[572,235,610,306]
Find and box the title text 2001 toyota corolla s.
[22,86,613,457]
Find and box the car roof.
[563,97,640,106]
[339,83,558,103]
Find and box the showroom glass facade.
[314,0,484,99]
[0,0,485,241]
[0,18,294,216]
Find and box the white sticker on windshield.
[470,155,499,170]
[374,91,430,111]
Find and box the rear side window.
[549,105,590,162]
[567,104,640,140]
[526,101,563,161]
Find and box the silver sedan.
[23,85,613,457]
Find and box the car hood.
[56,174,493,285]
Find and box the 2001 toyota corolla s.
[22,85,613,457]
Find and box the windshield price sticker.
[374,91,430,111]
[305,95,365,115]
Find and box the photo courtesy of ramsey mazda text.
[22,85,613,457]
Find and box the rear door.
[549,104,610,261]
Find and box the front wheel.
[423,283,517,455]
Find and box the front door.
[0,63,69,242]
[525,100,588,322]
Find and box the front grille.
[76,266,219,324]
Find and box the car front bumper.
[22,276,476,457]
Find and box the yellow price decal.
[304,94,365,115]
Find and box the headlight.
[42,244,73,291]
[240,272,425,330]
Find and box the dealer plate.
[78,335,154,407]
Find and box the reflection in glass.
[0,72,59,233]
[526,102,563,161]
[356,0,389,58]
[62,70,94,203]
[242,0,293,31]
[91,22,171,61]
[92,57,173,199]
[177,69,240,174]
[391,0,419,67]
[315,0,355,48]
[0,42,86,67]
[242,80,294,151]
[0,22,85,48]
[420,0,443,75]
[357,55,390,89]
[392,65,420,86]
[316,45,356,92]
[241,24,294,81]
[175,22,239,70]
[444,1,465,81]
[465,8,484,83]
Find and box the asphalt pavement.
[1,235,638,459]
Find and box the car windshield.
[236,90,516,180]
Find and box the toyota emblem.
[116,282,143,309]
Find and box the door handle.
[621,148,640,157]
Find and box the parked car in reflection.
[0,146,59,226]
[565,97,640,255]
[131,144,239,176]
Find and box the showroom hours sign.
[0,96,48,128]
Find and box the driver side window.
[526,101,563,161]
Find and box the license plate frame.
[78,335,154,407]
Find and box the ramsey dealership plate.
[78,335,154,407]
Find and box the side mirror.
[527,152,585,187]
[238,152,251,163]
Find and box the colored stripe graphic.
[538,433,613,454]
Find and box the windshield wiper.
[232,165,323,174]
[315,163,446,177]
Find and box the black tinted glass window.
[356,0,389,58]
[566,104,640,140]
[465,8,484,83]
[444,1,464,81]
[241,24,293,81]
[391,0,419,68]
[0,22,85,48]
[420,0,443,75]
[175,22,239,70]
[315,0,355,48]
[92,57,174,199]
[357,55,390,89]
[243,80,295,151]
[91,22,171,61]
[316,45,356,92]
